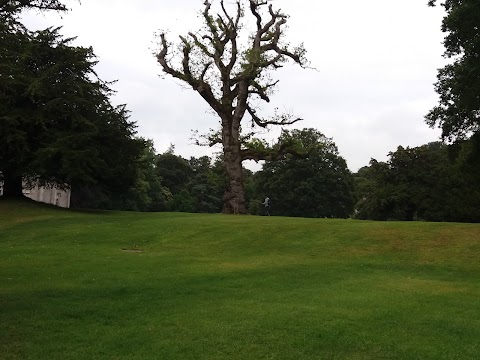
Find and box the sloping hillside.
[1,200,479,359]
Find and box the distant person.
[262,196,271,216]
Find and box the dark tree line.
[354,142,480,222]
[69,133,480,223]
[73,129,357,219]
[73,144,230,214]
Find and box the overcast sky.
[23,0,447,172]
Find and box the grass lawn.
[1,199,479,359]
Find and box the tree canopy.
[426,0,480,144]
[255,129,355,218]
[354,142,480,222]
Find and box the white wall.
[0,180,71,208]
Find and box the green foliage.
[1,200,480,359]
[154,152,225,213]
[156,152,193,195]
[68,148,227,213]
[255,128,355,218]
[243,137,269,153]
[108,139,169,212]
[353,161,393,221]
[247,198,262,215]
[355,142,480,222]
[187,156,224,213]
[0,18,143,197]
[426,0,480,143]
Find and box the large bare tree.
[156,0,308,214]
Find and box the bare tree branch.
[226,1,241,72]
[249,0,263,31]
[0,0,68,14]
[179,36,193,79]
[157,33,223,115]
[200,62,213,82]
[202,0,222,46]
[156,33,187,81]
[248,79,279,102]
[191,129,222,147]
[188,32,215,58]
[246,104,302,128]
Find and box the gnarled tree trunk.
[222,121,246,213]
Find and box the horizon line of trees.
[2,115,480,223]
[67,128,357,219]
[50,131,479,224]
[2,0,479,223]
[354,141,480,223]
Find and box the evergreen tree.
[1,23,142,198]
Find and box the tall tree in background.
[1,1,64,196]
[156,0,308,214]
[0,1,143,199]
[256,129,355,218]
[426,0,480,149]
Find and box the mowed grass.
[1,200,479,360]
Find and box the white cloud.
[22,0,447,171]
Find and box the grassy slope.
[1,199,479,359]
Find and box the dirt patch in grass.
[121,248,144,253]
